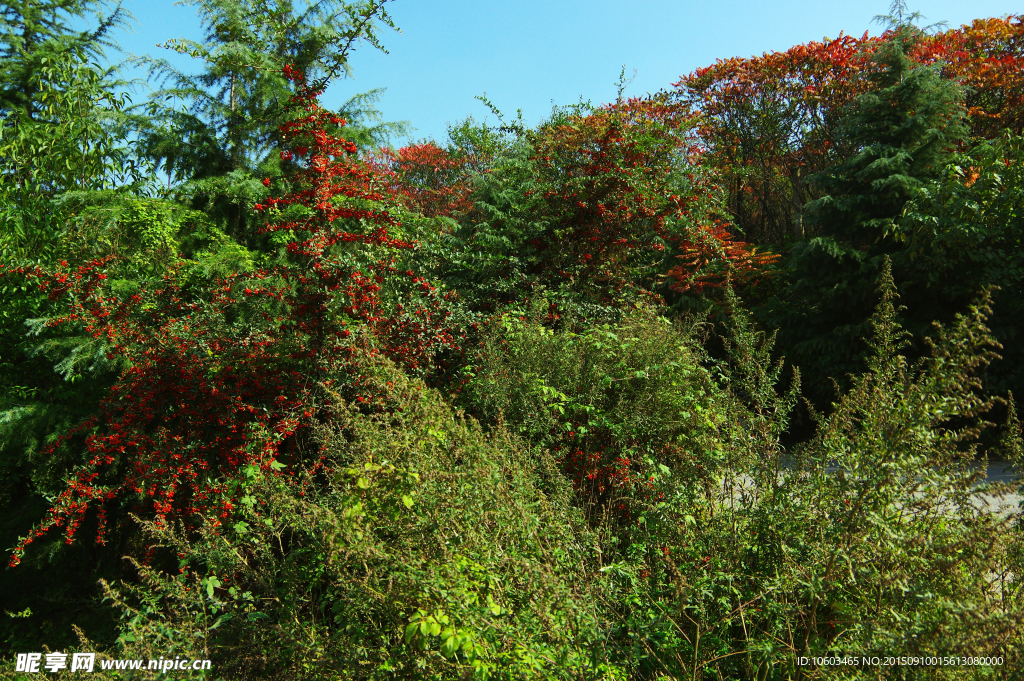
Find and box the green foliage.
[770,15,972,408]
[89,353,618,680]
[809,24,968,244]
[138,0,408,249]
[333,87,412,151]
[54,261,1024,681]
[896,132,1024,398]
[0,53,143,261]
[593,264,1024,678]
[445,114,516,168]
[2,5,1023,678]
[0,40,153,544]
[414,100,723,316]
[461,300,722,518]
[0,0,141,263]
[141,0,399,180]
[0,0,130,118]
[0,193,251,489]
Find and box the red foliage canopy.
[675,16,1024,241]
[365,141,476,219]
[918,16,1024,137]
[522,96,776,298]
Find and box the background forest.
[1,0,1023,678]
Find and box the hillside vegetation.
[1,1,1023,678]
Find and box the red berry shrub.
[526,96,702,303]
[5,66,462,567]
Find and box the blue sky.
[105,0,1021,146]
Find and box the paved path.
[970,461,1021,518]
[734,460,1022,519]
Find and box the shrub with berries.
[4,66,465,567]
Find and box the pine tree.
[769,1,969,409]
[1,0,138,256]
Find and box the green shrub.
[86,351,623,680]
[449,265,1024,679]
[459,300,726,529]
[586,263,1024,679]
[20,262,1024,681]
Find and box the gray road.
[970,461,1022,518]
[733,460,1022,519]
[980,461,1020,485]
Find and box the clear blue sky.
[105,0,1021,146]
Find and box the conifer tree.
[142,0,399,182]
[770,1,969,408]
[0,0,128,118]
[1,0,139,260]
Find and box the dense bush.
[2,2,1023,679]
[15,265,1022,680]
[75,353,614,680]
[458,300,721,521]
[398,98,776,318]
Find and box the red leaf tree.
[676,15,1024,243]
[676,32,879,242]
[365,141,477,219]
[917,16,1024,138]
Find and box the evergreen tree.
[138,0,405,246]
[1,0,141,261]
[0,0,129,118]
[142,0,400,182]
[769,1,969,409]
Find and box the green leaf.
[209,613,232,630]
[401,494,414,509]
